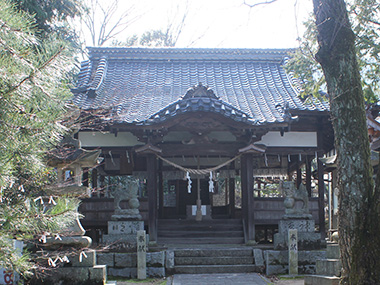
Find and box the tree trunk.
[312,0,380,283]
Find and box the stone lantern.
[46,136,102,247]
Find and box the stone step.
[175,256,253,265]
[158,224,243,231]
[304,275,340,285]
[174,264,259,274]
[158,237,245,244]
[159,219,242,225]
[158,230,243,238]
[326,243,340,259]
[174,248,252,257]
[316,259,342,277]
[158,220,242,229]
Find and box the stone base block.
[102,234,138,244]
[316,259,341,277]
[30,266,106,285]
[274,232,322,250]
[165,250,174,274]
[326,243,340,259]
[108,220,144,235]
[278,219,315,235]
[265,250,326,276]
[97,252,115,267]
[103,220,144,245]
[147,252,165,267]
[89,265,107,282]
[44,236,92,249]
[115,253,136,267]
[304,275,340,285]
[108,267,135,278]
[108,267,165,278]
[70,249,96,267]
[253,249,264,267]
[96,251,165,269]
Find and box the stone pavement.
[171,273,271,285]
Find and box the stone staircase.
[157,219,244,245]
[304,243,341,285]
[172,248,262,274]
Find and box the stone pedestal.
[103,221,144,244]
[274,218,322,250]
[274,182,322,250]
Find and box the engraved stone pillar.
[288,229,298,275]
[137,230,147,280]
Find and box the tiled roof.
[72,48,329,126]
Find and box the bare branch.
[82,0,141,47]
[243,0,278,8]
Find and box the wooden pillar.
[147,154,158,242]
[317,124,326,240]
[91,168,98,188]
[224,178,228,206]
[317,153,326,240]
[306,156,312,197]
[91,168,98,197]
[158,160,164,218]
[99,175,105,197]
[241,153,255,242]
[82,168,89,187]
[296,164,302,188]
[229,177,235,218]
[176,180,180,216]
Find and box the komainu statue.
[111,179,142,220]
[281,181,311,218]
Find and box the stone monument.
[103,179,144,245]
[274,181,322,250]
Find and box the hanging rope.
[156,154,242,176]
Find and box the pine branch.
[2,45,65,98]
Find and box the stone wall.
[265,249,326,276]
[97,251,166,278]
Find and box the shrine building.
[71,47,334,244]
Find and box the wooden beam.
[159,143,245,157]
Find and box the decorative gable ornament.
[183,83,219,100]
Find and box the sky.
[83,0,313,49]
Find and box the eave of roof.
[72,47,330,127]
[87,47,294,62]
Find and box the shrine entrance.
[164,179,212,218]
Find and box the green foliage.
[287,0,380,102]
[0,0,80,278]
[11,0,84,38]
